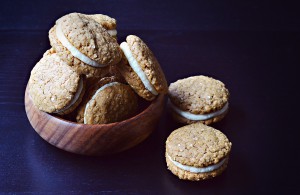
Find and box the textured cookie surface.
[57,13,121,66]
[84,83,138,124]
[166,123,231,167]
[118,35,168,101]
[49,13,121,77]
[75,76,120,123]
[28,52,83,114]
[86,14,116,30]
[117,53,154,100]
[49,28,109,78]
[168,76,229,115]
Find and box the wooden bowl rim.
[25,85,165,128]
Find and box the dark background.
[1,0,300,193]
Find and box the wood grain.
[24,84,165,156]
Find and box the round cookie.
[84,82,138,124]
[28,51,85,115]
[75,76,121,123]
[49,12,122,78]
[118,35,168,101]
[165,123,232,181]
[168,75,229,125]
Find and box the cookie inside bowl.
[25,84,165,156]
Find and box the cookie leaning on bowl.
[83,81,138,125]
[168,75,229,125]
[165,123,232,181]
[75,76,122,123]
[118,35,168,101]
[49,13,122,79]
[28,51,85,115]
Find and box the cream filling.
[56,23,106,68]
[169,100,229,121]
[83,82,120,124]
[167,154,227,173]
[54,78,84,114]
[107,29,117,36]
[120,42,158,96]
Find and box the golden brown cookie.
[84,82,138,124]
[165,123,232,181]
[75,76,121,123]
[49,13,122,78]
[28,51,85,115]
[86,14,117,38]
[168,75,229,125]
[118,35,168,101]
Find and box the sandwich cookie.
[49,13,122,78]
[28,51,85,115]
[86,14,118,38]
[84,82,138,124]
[118,35,168,101]
[168,75,229,125]
[165,123,232,181]
[75,76,121,123]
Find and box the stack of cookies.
[28,13,168,124]
[165,76,232,181]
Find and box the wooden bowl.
[24,85,165,156]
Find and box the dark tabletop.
[1,0,300,193]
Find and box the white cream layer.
[83,82,120,124]
[55,77,84,114]
[107,29,117,36]
[56,23,106,68]
[167,154,227,173]
[169,100,229,121]
[120,42,158,96]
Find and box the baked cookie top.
[28,52,83,114]
[166,123,232,168]
[49,28,109,78]
[52,13,121,68]
[168,75,229,115]
[84,82,138,124]
[75,76,120,123]
[118,35,168,101]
